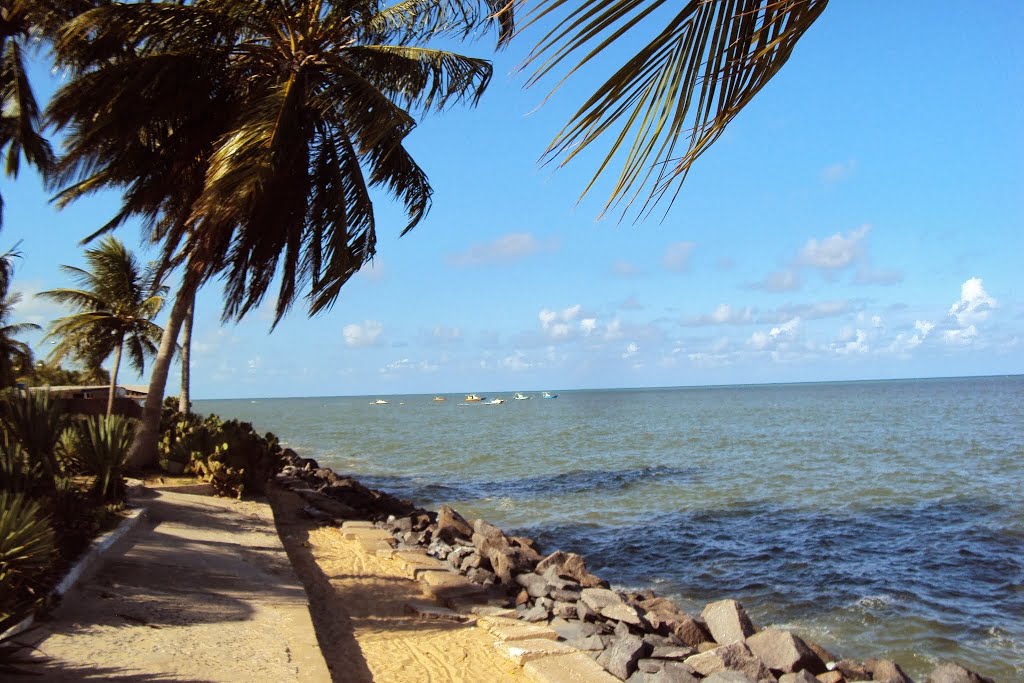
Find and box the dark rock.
[639,659,666,674]
[576,599,595,622]
[627,663,701,683]
[312,467,338,484]
[924,663,995,683]
[300,492,357,518]
[520,603,549,622]
[569,634,607,652]
[536,551,608,588]
[805,642,839,667]
[389,516,414,534]
[651,646,696,660]
[446,546,474,568]
[301,505,336,522]
[489,546,534,585]
[867,659,913,683]
[515,572,549,598]
[834,660,871,681]
[437,505,474,544]
[281,447,299,463]
[702,672,757,683]
[778,672,818,683]
[672,615,713,648]
[550,617,599,640]
[685,642,772,681]
[598,634,651,680]
[746,629,826,675]
[296,457,319,470]
[642,634,676,648]
[465,567,495,585]
[552,601,577,619]
[701,599,757,644]
[541,565,581,591]
[550,587,583,602]
[472,518,508,549]
[509,535,543,561]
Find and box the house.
[28,384,148,418]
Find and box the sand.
[267,486,527,683]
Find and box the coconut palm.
[0,0,99,227]
[0,249,37,386]
[522,0,828,220]
[47,0,514,469]
[38,236,165,415]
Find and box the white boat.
[371,399,388,405]
[432,396,447,402]
[541,392,558,399]
[513,393,531,400]
[487,398,505,405]
[463,394,485,402]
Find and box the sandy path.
[268,487,526,683]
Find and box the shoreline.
[273,450,997,683]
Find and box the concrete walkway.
[12,485,331,682]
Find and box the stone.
[867,659,912,683]
[746,629,826,675]
[446,545,474,568]
[639,658,666,674]
[536,550,608,588]
[300,491,358,518]
[703,673,757,683]
[602,602,643,625]
[576,599,595,622]
[701,599,757,644]
[550,617,599,640]
[597,634,651,680]
[516,589,530,605]
[465,567,495,584]
[816,672,845,683]
[521,603,550,622]
[524,652,622,683]
[570,634,608,651]
[516,572,550,598]
[480,616,559,641]
[301,504,336,522]
[552,601,577,619]
[582,587,626,612]
[672,615,713,648]
[924,663,995,683]
[510,536,543,561]
[651,646,696,660]
[541,566,580,591]
[494,638,577,666]
[834,660,871,681]
[779,672,819,683]
[437,505,474,544]
[461,552,483,570]
[685,642,772,682]
[488,546,534,585]
[550,587,583,602]
[389,515,414,534]
[805,642,839,667]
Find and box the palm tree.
[38,236,165,416]
[178,295,194,415]
[47,0,514,469]
[0,249,38,386]
[0,0,98,226]
[521,0,828,220]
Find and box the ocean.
[195,375,1024,680]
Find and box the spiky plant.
[0,492,57,618]
[77,414,135,502]
[0,392,65,487]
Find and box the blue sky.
[5,1,1023,399]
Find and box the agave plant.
[0,492,57,619]
[0,392,64,486]
[77,414,135,502]
[0,434,40,495]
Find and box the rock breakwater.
[274,451,996,683]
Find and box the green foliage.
[26,361,109,388]
[76,415,135,502]
[0,392,65,486]
[0,435,41,495]
[0,492,57,621]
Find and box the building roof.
[30,384,149,399]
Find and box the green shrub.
[190,420,281,499]
[0,436,40,496]
[0,492,57,620]
[0,392,65,487]
[77,415,135,502]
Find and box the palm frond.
[522,0,828,220]
[366,0,515,48]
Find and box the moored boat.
[541,392,558,399]
[513,392,531,400]
[371,399,388,405]
[487,398,505,404]
[463,394,485,402]
[433,396,446,401]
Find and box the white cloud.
[821,159,856,184]
[758,300,851,323]
[360,258,387,283]
[343,320,384,347]
[750,269,801,292]
[948,277,996,326]
[11,281,65,327]
[834,329,869,355]
[685,303,755,326]
[580,318,598,335]
[447,232,555,267]
[429,325,462,346]
[798,224,870,270]
[604,320,624,341]
[247,356,262,371]
[612,261,642,278]
[622,342,639,359]
[748,317,801,351]
[943,325,978,345]
[887,320,934,354]
[855,266,903,285]
[662,242,695,272]
[501,350,531,371]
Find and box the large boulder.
[867,659,913,683]
[745,629,826,675]
[581,588,644,625]
[778,672,818,683]
[701,600,757,644]
[488,546,534,585]
[834,660,872,681]
[536,550,607,588]
[924,663,995,683]
[515,572,549,598]
[684,642,772,682]
[436,505,473,544]
[598,634,652,680]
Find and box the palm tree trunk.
[107,335,124,417]
[126,269,201,472]
[178,295,194,414]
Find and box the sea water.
[196,375,1024,680]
